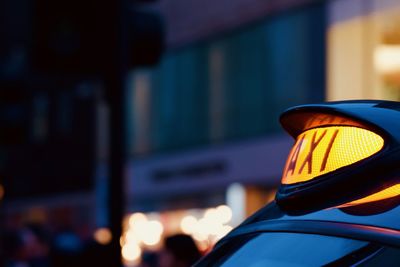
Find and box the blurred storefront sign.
[126,134,291,211]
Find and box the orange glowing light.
[94,228,112,245]
[339,184,400,207]
[0,184,4,200]
[282,126,384,184]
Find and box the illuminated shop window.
[328,0,400,101]
[121,205,234,266]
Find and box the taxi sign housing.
[276,100,400,214]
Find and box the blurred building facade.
[126,0,400,210]
[126,0,325,214]
[122,1,400,260]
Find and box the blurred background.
[1,0,400,266]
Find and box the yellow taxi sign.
[282,126,385,185]
[338,183,400,207]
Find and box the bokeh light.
[180,215,198,234]
[122,205,234,258]
[141,220,163,246]
[0,184,4,200]
[129,212,147,227]
[122,242,141,262]
[216,205,232,224]
[93,227,112,245]
[216,225,233,239]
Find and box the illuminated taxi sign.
[339,183,400,207]
[282,126,385,185]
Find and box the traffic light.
[31,0,164,74]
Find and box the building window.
[129,3,325,155]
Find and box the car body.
[196,100,400,267]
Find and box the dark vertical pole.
[102,0,128,266]
[105,72,126,267]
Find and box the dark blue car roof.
[217,200,400,249]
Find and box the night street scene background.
[1,0,400,266]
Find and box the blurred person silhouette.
[159,234,201,267]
